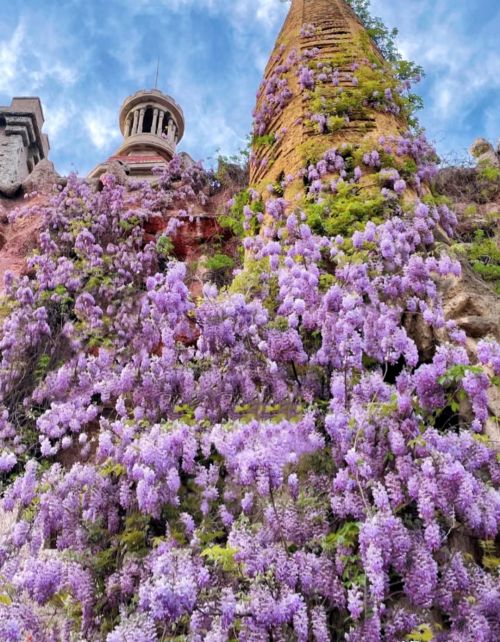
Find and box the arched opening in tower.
[143,107,154,134]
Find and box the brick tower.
[250,0,408,193]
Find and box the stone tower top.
[0,97,50,196]
[117,88,185,159]
[88,88,187,181]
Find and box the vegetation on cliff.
[0,2,498,642]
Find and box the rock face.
[0,199,8,224]
[432,150,500,443]
[100,159,129,186]
[470,137,500,167]
[440,264,500,445]
[21,159,62,195]
[440,262,499,341]
[0,193,46,288]
[434,145,500,303]
[0,134,28,196]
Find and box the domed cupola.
[88,88,188,181]
[117,89,185,159]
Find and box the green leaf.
[205,253,235,272]
[322,521,360,552]
[201,545,239,572]
[157,235,175,258]
[406,624,434,641]
[100,461,126,478]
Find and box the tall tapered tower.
[250,0,408,192]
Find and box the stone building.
[88,88,188,181]
[0,97,50,197]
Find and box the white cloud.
[0,16,81,96]
[42,102,76,143]
[133,0,287,28]
[0,21,26,93]
[83,109,122,151]
[371,0,500,153]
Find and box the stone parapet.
[115,131,176,159]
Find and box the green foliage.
[50,590,84,636]
[303,184,389,238]
[299,139,334,165]
[100,461,126,478]
[0,297,16,323]
[204,253,236,288]
[455,229,500,294]
[220,189,251,237]
[307,47,422,132]
[478,162,500,182]
[201,545,239,572]
[464,204,478,216]
[480,540,500,571]
[230,257,280,314]
[322,521,360,552]
[406,624,435,641]
[120,513,150,555]
[174,403,196,424]
[205,253,235,272]
[157,235,175,258]
[215,152,249,190]
[319,273,335,291]
[35,354,52,382]
[438,364,485,413]
[267,315,289,332]
[252,133,276,148]
[438,364,483,388]
[119,216,141,233]
[327,115,346,132]
[230,258,268,296]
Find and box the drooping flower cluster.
[252,46,295,137]
[0,16,499,642]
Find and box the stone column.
[156,111,164,136]
[167,118,176,143]
[151,108,159,135]
[138,108,146,134]
[125,115,132,137]
[132,109,139,135]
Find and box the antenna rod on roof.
[154,57,160,89]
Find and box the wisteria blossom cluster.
[252,45,296,137]
[0,18,499,642]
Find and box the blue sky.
[0,0,498,175]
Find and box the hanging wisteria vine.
[0,7,499,642]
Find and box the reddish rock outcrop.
[0,193,47,288]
